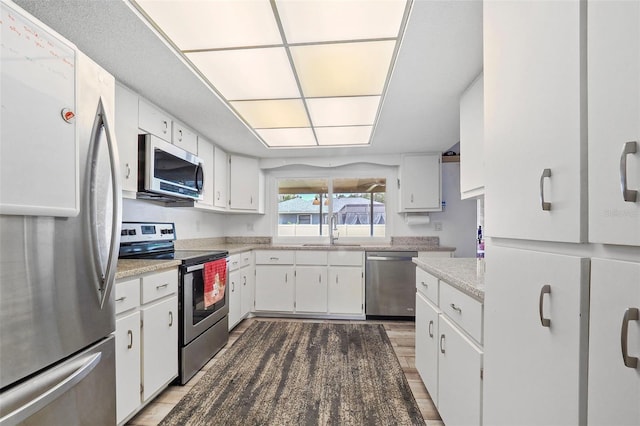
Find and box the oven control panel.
[120,222,175,243]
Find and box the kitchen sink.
[302,243,361,247]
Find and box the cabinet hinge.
[480,368,483,380]
[140,383,144,395]
[361,271,364,278]
[140,319,143,329]
[397,178,400,189]
[294,270,297,277]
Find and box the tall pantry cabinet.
[482,1,640,425]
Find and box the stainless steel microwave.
[138,134,204,201]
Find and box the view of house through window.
[278,177,386,238]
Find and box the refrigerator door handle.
[88,97,122,308]
[0,353,101,426]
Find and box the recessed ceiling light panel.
[307,96,381,127]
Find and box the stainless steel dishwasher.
[365,251,418,318]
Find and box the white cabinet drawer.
[328,251,363,266]
[228,254,241,271]
[115,278,140,315]
[296,250,328,265]
[240,251,252,267]
[416,268,439,304]
[141,269,178,304]
[440,282,483,344]
[255,250,295,265]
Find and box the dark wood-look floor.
[127,318,444,426]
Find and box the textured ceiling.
[13,0,482,159]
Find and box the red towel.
[204,258,226,308]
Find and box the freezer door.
[0,51,121,388]
[0,336,116,426]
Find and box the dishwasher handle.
[366,256,415,262]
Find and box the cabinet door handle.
[125,163,131,179]
[539,168,552,211]
[156,283,169,290]
[336,275,339,284]
[621,307,639,369]
[169,311,174,327]
[270,257,279,261]
[243,276,247,286]
[232,282,235,292]
[115,296,126,302]
[620,141,638,202]
[319,274,322,283]
[539,284,551,327]
[178,129,183,141]
[428,320,434,338]
[285,273,287,283]
[440,334,446,354]
[162,120,168,134]
[127,330,133,349]
[411,193,414,203]
[420,281,427,288]
[216,191,221,200]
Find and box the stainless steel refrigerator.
[0,1,121,424]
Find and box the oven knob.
[128,229,136,235]
[121,229,128,236]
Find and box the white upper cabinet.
[483,0,586,243]
[114,83,139,195]
[459,73,484,199]
[229,155,260,211]
[138,98,171,142]
[399,153,442,212]
[196,137,214,208]
[171,120,198,154]
[214,146,229,209]
[587,0,640,246]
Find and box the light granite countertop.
[116,236,456,279]
[115,259,181,280]
[413,257,485,302]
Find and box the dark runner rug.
[159,320,425,426]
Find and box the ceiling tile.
[315,126,373,146]
[307,96,380,127]
[231,99,310,129]
[256,127,318,147]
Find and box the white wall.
[122,198,226,239]
[396,163,477,257]
[224,161,477,257]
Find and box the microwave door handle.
[88,97,122,308]
[195,163,204,193]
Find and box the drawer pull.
[232,261,238,266]
[539,284,551,327]
[270,257,279,261]
[420,281,427,288]
[440,334,446,354]
[156,283,169,290]
[539,168,552,211]
[428,320,434,338]
[621,307,639,369]
[450,303,462,314]
[127,330,133,349]
[620,141,638,202]
[169,311,174,327]
[115,296,126,302]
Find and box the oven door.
[182,259,229,344]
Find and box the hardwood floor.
[127,318,443,426]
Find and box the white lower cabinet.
[415,267,483,426]
[328,267,363,315]
[228,268,242,329]
[483,246,589,425]
[438,316,483,426]
[415,292,440,405]
[588,258,640,426]
[296,266,328,313]
[254,265,295,312]
[114,268,178,425]
[141,296,178,402]
[228,251,255,329]
[114,311,140,425]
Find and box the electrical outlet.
[434,222,443,231]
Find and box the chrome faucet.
[329,214,339,245]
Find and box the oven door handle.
[186,264,205,273]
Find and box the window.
[277,177,386,239]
